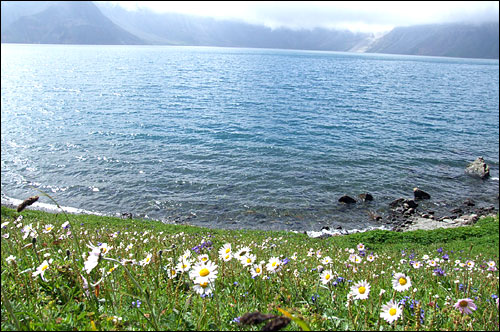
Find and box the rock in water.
[338,195,356,204]
[413,187,431,200]
[358,193,374,201]
[465,157,490,179]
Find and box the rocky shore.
[307,157,498,238]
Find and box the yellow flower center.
[272,262,276,267]
[182,264,187,269]
[389,308,397,316]
[225,248,230,253]
[171,270,176,275]
[225,254,230,260]
[202,257,208,261]
[146,257,150,263]
[41,264,49,271]
[399,277,407,285]
[256,267,261,273]
[102,248,107,253]
[359,286,366,294]
[246,258,251,263]
[325,274,330,280]
[199,268,210,277]
[200,281,208,288]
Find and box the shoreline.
[3,192,498,237]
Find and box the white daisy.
[176,258,191,273]
[321,256,333,265]
[192,279,213,296]
[166,265,179,279]
[412,261,422,269]
[380,300,402,324]
[235,246,251,262]
[357,243,365,251]
[182,249,192,261]
[250,264,263,278]
[392,272,412,292]
[221,252,232,262]
[32,259,53,281]
[139,253,153,266]
[189,261,218,282]
[319,269,334,285]
[427,259,437,267]
[241,253,256,267]
[198,254,210,263]
[218,243,232,258]
[266,256,282,273]
[350,280,371,300]
[42,224,54,233]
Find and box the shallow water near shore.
[1,44,499,231]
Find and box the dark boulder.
[389,198,406,208]
[413,187,431,200]
[465,157,490,179]
[391,198,418,209]
[358,193,374,201]
[463,198,475,206]
[338,195,356,204]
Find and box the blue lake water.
[1,44,499,231]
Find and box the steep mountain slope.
[366,23,499,59]
[1,1,145,44]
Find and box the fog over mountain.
[1,1,498,59]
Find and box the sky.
[105,1,500,33]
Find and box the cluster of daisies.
[3,217,499,329]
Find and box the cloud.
[107,1,500,33]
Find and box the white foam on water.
[1,194,105,216]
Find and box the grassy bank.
[1,206,498,331]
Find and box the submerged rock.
[465,157,490,179]
[390,198,418,209]
[358,193,374,201]
[338,195,356,204]
[413,187,431,200]
[463,198,475,206]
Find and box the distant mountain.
[95,2,371,51]
[1,1,145,44]
[366,22,499,59]
[1,1,498,59]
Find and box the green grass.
[1,206,499,331]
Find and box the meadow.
[1,205,498,331]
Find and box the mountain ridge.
[1,1,498,59]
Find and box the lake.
[1,44,498,231]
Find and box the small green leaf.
[277,307,311,331]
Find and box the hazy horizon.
[100,1,500,33]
